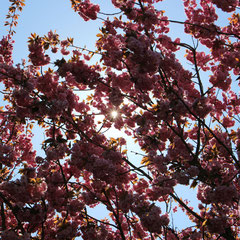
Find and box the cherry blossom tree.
[0,0,240,239]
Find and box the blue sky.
[0,0,234,234]
[0,0,192,63]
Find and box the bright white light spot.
[111,110,118,118]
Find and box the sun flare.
[111,110,118,118]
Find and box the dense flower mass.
[72,0,100,21]
[0,0,240,239]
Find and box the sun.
[111,110,118,118]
